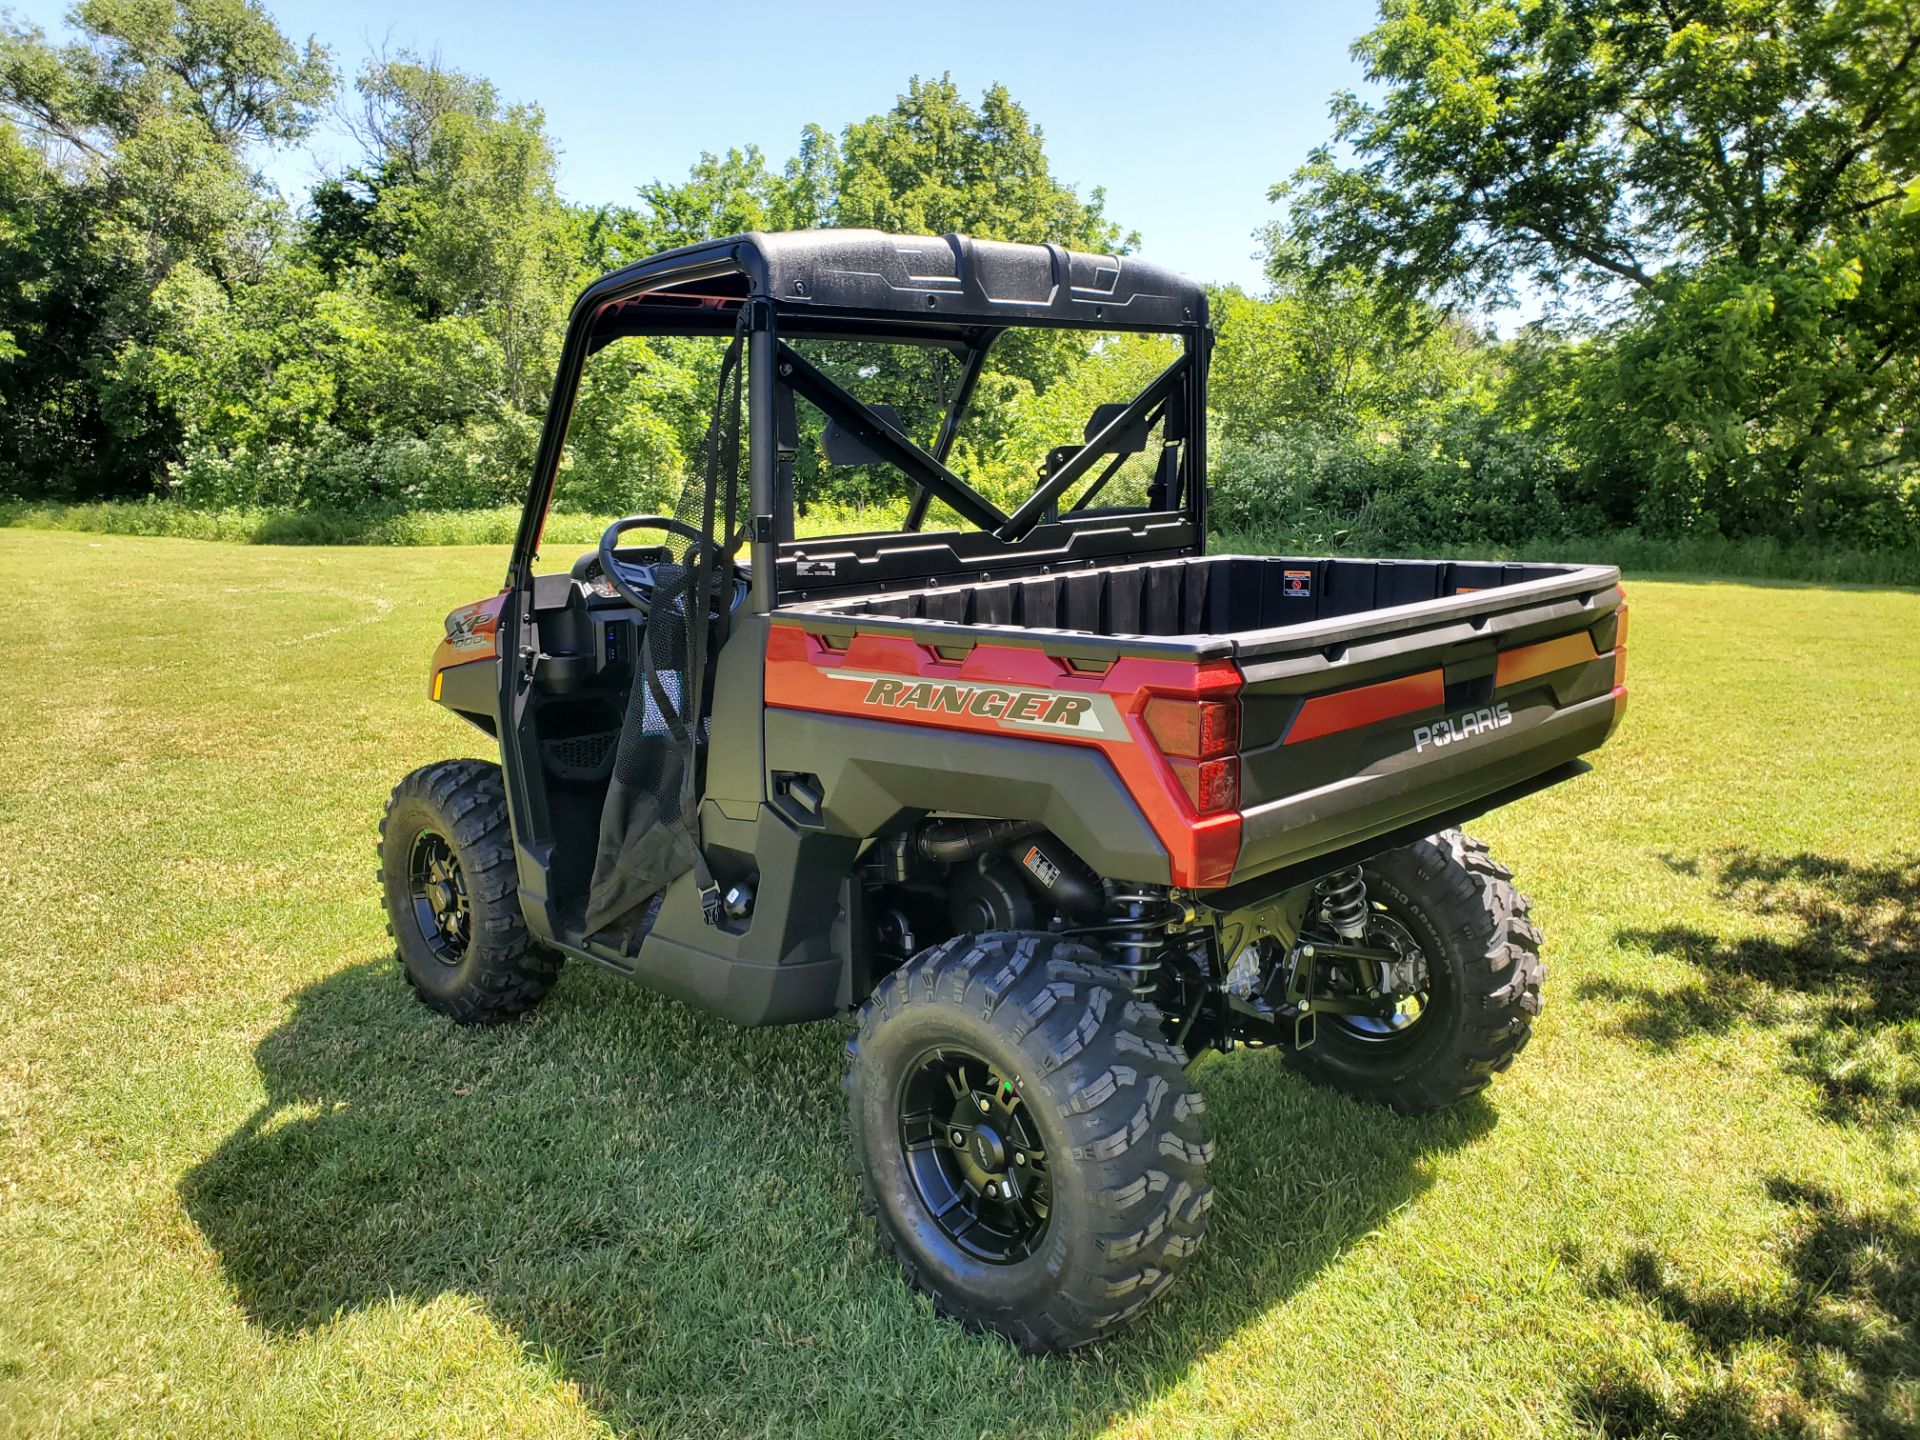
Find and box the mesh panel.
[542,730,619,780]
[585,327,748,933]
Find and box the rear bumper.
[1227,686,1619,886]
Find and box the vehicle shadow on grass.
[1564,850,1920,1437]
[1579,849,1920,1127]
[182,955,1493,1438]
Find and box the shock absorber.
[1314,867,1370,940]
[1101,885,1179,998]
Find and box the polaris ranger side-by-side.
[380,230,1627,1351]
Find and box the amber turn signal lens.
[1613,602,1629,690]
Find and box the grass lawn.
[2,529,1916,1439]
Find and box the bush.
[166,425,534,512]
[1209,410,1601,554]
[1795,470,1920,552]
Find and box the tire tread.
[379,759,560,1023]
[845,931,1211,1352]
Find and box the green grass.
[2,530,1915,1440]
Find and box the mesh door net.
[584,331,747,934]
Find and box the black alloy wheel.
[408,829,470,964]
[379,760,561,1024]
[897,1046,1051,1264]
[1318,907,1432,1048]
[845,931,1213,1351]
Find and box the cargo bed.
[784,552,1613,658]
[776,552,1627,888]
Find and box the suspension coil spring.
[1315,867,1370,940]
[1102,885,1179,999]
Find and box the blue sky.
[11,0,1379,290]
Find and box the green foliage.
[1275,0,1920,550]
[1210,270,1500,442]
[141,51,585,506]
[5,51,1158,520]
[520,74,1141,527]
[0,496,914,548]
[5,7,1918,565]
[1209,412,1593,553]
[1203,258,1563,557]
[631,75,1130,256]
[559,337,714,514]
[1566,241,1920,545]
[0,0,335,499]
[832,76,1132,251]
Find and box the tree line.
[3,0,1916,555]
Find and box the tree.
[633,142,828,250]
[635,76,1129,254]
[1210,268,1496,444]
[148,52,595,507]
[1274,0,1920,541]
[0,0,332,497]
[626,77,1141,514]
[833,76,1131,252]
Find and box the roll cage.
[507,229,1213,608]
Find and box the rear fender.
[763,622,1239,885]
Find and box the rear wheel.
[1285,830,1544,1114]
[378,759,561,1023]
[845,932,1213,1352]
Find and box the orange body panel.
[764,623,1244,888]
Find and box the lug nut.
[1014,1152,1027,1166]
[951,1130,966,1146]
[977,1097,990,1113]
[984,1182,999,1198]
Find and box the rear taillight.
[1143,697,1239,759]
[1171,756,1240,813]
[1613,600,1629,691]
[1143,697,1242,816]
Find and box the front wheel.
[378,759,561,1023]
[1285,830,1544,1114]
[845,932,1213,1352]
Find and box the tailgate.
[1226,563,1626,885]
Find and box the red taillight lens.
[1143,688,1243,817]
[1143,697,1241,759]
[1169,756,1240,815]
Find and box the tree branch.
[1513,219,1654,289]
[0,97,109,162]
[1792,27,1920,240]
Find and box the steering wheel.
[596,514,747,618]
[596,515,703,616]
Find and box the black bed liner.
[784,552,1620,665]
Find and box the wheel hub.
[407,830,470,964]
[965,1121,1008,1175]
[1323,908,1432,1042]
[898,1048,1051,1264]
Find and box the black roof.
[581,229,1208,337]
